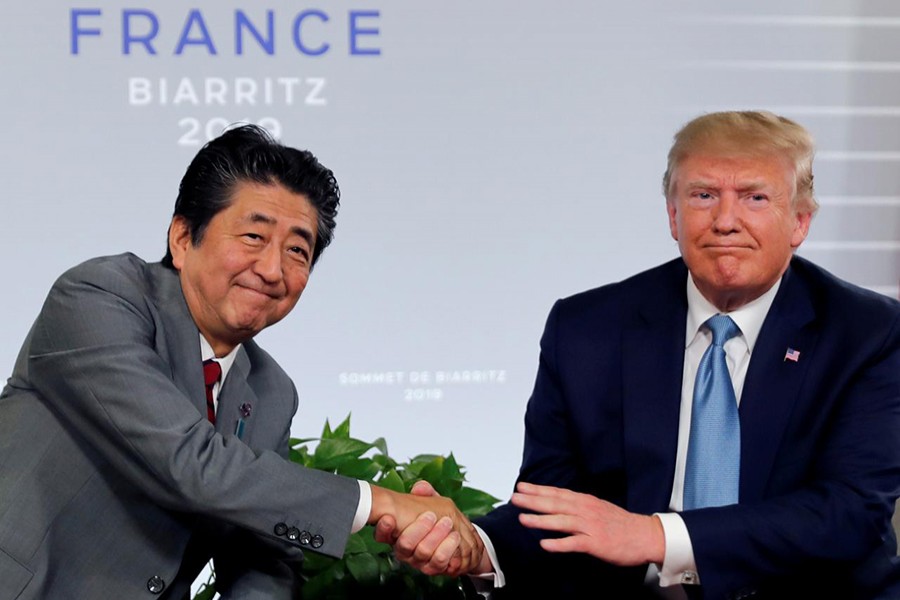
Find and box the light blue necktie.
[683,314,741,509]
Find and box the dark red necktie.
[203,359,222,424]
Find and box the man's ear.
[790,210,813,249]
[666,199,679,242]
[168,216,192,270]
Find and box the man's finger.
[510,490,570,515]
[374,515,398,544]
[409,515,454,563]
[393,511,438,560]
[417,527,460,575]
[517,512,580,534]
[411,480,438,496]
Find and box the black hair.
[162,123,340,269]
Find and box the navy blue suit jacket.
[475,256,900,600]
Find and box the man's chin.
[225,319,267,342]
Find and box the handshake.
[366,479,668,582]
[366,480,492,578]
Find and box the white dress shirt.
[650,274,780,592]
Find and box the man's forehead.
[679,151,794,174]
[220,182,317,229]
[227,181,313,210]
[672,152,796,191]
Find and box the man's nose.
[254,244,284,283]
[712,193,740,232]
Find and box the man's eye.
[244,233,263,240]
[696,192,713,200]
[288,246,310,260]
[750,194,767,202]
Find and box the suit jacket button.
[274,522,288,536]
[298,530,311,545]
[287,527,301,541]
[147,576,165,594]
[311,534,324,549]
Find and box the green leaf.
[451,486,501,517]
[301,551,339,573]
[192,584,217,600]
[442,453,463,480]
[300,568,336,600]
[343,532,369,555]
[371,453,398,473]
[408,453,443,465]
[289,446,312,467]
[334,457,383,481]
[399,461,424,482]
[415,455,445,484]
[376,469,405,493]
[371,436,389,455]
[415,456,465,497]
[345,552,380,585]
[323,414,352,439]
[361,531,392,556]
[313,438,377,470]
[289,436,319,447]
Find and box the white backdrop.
[1,0,898,507]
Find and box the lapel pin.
[784,347,800,362]
[235,403,252,439]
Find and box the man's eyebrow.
[290,226,315,247]
[247,212,276,225]
[737,180,769,191]
[683,179,715,189]
[246,212,315,246]
[683,179,769,190]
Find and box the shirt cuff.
[654,512,700,586]
[352,480,371,534]
[467,524,505,589]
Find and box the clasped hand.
[370,481,486,577]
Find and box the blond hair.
[662,111,818,213]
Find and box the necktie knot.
[705,314,740,348]
[203,359,222,387]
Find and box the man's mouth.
[237,284,280,300]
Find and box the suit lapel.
[624,260,689,514]
[216,348,260,442]
[739,263,818,502]
[150,264,206,414]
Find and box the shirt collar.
[199,335,240,383]
[685,274,781,353]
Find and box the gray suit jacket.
[0,253,360,599]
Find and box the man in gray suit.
[0,124,480,599]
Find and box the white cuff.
[654,512,700,586]
[352,480,372,533]
[468,524,505,588]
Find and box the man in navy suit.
[377,111,900,599]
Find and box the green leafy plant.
[194,414,500,599]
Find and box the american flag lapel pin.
[784,347,800,362]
